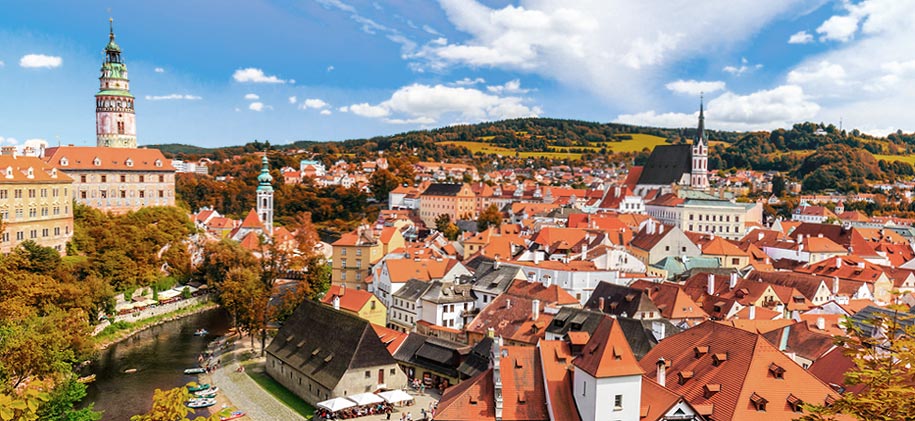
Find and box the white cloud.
[453,77,486,86]
[665,80,726,95]
[288,96,298,104]
[315,0,356,13]
[301,98,330,109]
[617,85,819,131]
[422,24,442,36]
[347,83,540,124]
[0,61,6,68]
[408,0,798,105]
[486,79,529,95]
[232,68,286,84]
[327,65,335,72]
[320,109,332,116]
[144,94,203,101]
[817,14,859,42]
[338,106,350,112]
[788,31,813,44]
[249,102,265,112]
[722,57,763,76]
[244,93,260,101]
[0,136,18,145]
[19,54,62,69]
[154,67,165,73]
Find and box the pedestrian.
[386,411,391,420]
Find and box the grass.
[94,301,217,345]
[604,133,669,153]
[873,154,915,164]
[246,368,316,419]
[441,132,668,160]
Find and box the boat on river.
[187,383,211,392]
[194,329,208,336]
[186,398,216,408]
[193,386,219,397]
[184,367,206,375]
[220,411,246,420]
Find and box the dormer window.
[703,384,720,399]
[26,167,33,179]
[50,168,57,178]
[768,363,785,379]
[677,371,693,385]
[155,159,162,167]
[93,157,101,166]
[694,346,709,359]
[5,167,12,179]
[712,353,728,366]
[60,157,68,166]
[750,392,768,411]
[126,158,133,167]
[787,394,803,412]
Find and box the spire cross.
[109,17,115,40]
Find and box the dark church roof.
[636,144,691,186]
[266,299,396,391]
[422,183,465,196]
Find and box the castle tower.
[256,152,274,235]
[96,18,137,148]
[690,96,709,190]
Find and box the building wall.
[332,243,381,288]
[67,169,175,214]
[357,297,388,326]
[419,186,477,227]
[266,352,406,405]
[0,181,73,253]
[572,368,642,421]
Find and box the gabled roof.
[572,317,644,378]
[0,155,72,183]
[761,321,835,362]
[466,294,554,345]
[239,208,264,229]
[506,279,579,306]
[640,321,842,421]
[637,144,692,186]
[583,282,661,318]
[629,280,709,320]
[393,333,467,379]
[421,183,472,197]
[700,236,748,256]
[538,341,581,421]
[384,258,462,284]
[265,300,396,391]
[370,323,408,356]
[44,146,173,171]
[320,285,377,313]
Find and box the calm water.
[83,308,230,420]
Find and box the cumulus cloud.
[233,68,286,84]
[346,83,540,125]
[817,15,859,42]
[144,94,203,101]
[0,61,6,67]
[154,67,165,73]
[407,0,798,105]
[486,79,529,95]
[338,106,350,112]
[301,98,329,109]
[19,54,62,68]
[320,109,332,116]
[722,58,762,76]
[665,80,726,95]
[453,77,486,86]
[327,65,335,72]
[617,85,819,131]
[244,93,260,100]
[288,96,298,104]
[0,136,18,145]
[249,102,265,112]
[788,31,813,44]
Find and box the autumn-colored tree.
[797,306,915,421]
[130,386,224,421]
[196,239,256,290]
[477,204,503,231]
[219,266,266,349]
[0,381,50,421]
[368,168,400,201]
[434,214,452,233]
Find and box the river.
[83,308,231,420]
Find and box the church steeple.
[256,151,274,235]
[690,95,709,190]
[96,18,136,148]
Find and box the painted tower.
[96,19,137,148]
[690,97,709,190]
[256,152,274,235]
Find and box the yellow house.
[700,236,750,269]
[0,153,74,254]
[331,224,405,289]
[320,284,388,326]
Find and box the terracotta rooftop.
[0,155,72,183]
[44,146,173,171]
[572,317,644,378]
[320,285,377,313]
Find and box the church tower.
[96,18,137,148]
[690,97,709,190]
[256,152,274,235]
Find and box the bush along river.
[82,308,230,420]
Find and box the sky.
[1,0,913,148]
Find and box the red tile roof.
[572,317,644,378]
[505,279,580,306]
[0,155,72,183]
[44,146,173,171]
[320,285,376,313]
[538,341,581,421]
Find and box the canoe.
[186,398,217,408]
[194,329,209,336]
[195,392,217,399]
[187,383,211,392]
[220,411,246,420]
[124,368,138,374]
[193,387,219,397]
[184,367,206,375]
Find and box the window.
[158,190,164,198]
[101,175,107,183]
[139,190,145,198]
[365,371,371,378]
[30,230,37,239]
[40,189,47,198]
[0,190,5,199]
[120,190,127,198]
[341,259,347,268]
[80,175,87,183]
[139,175,144,182]
[750,392,767,411]
[28,189,35,198]
[80,191,87,199]
[341,248,347,256]
[159,175,165,183]
[1,233,6,242]
[42,228,48,237]
[356,248,362,256]
[16,231,23,241]
[120,175,126,182]
[614,394,623,410]
[100,190,107,199]
[355,259,362,267]
[13,189,21,198]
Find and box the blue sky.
[1,0,913,148]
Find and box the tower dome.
[96,18,136,148]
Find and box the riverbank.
[94,300,219,350]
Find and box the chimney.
[857,261,865,269]
[658,225,664,234]
[340,282,346,296]
[836,257,842,268]
[533,251,542,265]
[707,274,715,295]
[748,304,756,320]
[832,277,840,295]
[797,234,804,244]
[332,295,340,310]
[729,272,738,289]
[757,232,764,241]
[543,275,552,288]
[581,243,588,261]
[532,299,540,321]
[492,335,504,421]
[656,358,667,387]
[0,146,15,157]
[494,255,502,270]
[598,297,605,313]
[615,186,621,197]
[505,299,512,310]
[816,316,826,331]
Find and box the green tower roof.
[257,153,274,191]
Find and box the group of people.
[316,402,393,420]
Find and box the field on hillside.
[873,154,915,164]
[441,133,669,160]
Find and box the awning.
[316,397,356,412]
[158,290,181,300]
[377,390,414,404]
[347,392,384,406]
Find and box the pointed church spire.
[109,17,115,41]
[697,93,705,144]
